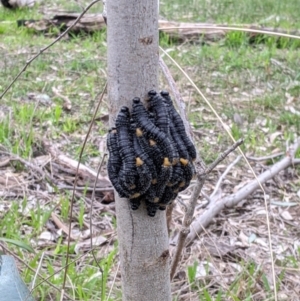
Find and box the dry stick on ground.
[246,152,284,162]
[159,25,300,41]
[0,0,101,100]
[16,15,300,42]
[186,137,300,245]
[170,139,243,279]
[0,151,51,181]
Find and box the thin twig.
[91,153,107,269]
[0,0,101,100]
[246,152,284,162]
[186,137,300,244]
[62,81,107,296]
[160,51,246,280]
[184,140,300,299]
[158,25,300,40]
[170,139,243,279]
[206,140,243,174]
[211,155,242,198]
[160,46,280,300]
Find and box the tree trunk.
[107,1,171,301]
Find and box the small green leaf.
[0,237,35,253]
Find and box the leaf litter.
[1,1,300,300]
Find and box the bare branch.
[206,139,243,174]
[170,139,243,279]
[186,138,300,245]
[160,51,245,279]
[246,152,284,162]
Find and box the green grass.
[161,0,300,27]
[1,0,300,300]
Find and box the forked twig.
[187,137,300,245]
[170,139,243,279]
[159,54,244,279]
[0,0,101,100]
[160,46,278,299]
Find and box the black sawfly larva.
[160,90,197,161]
[107,129,130,198]
[145,200,159,217]
[147,90,170,135]
[107,90,198,217]
[132,97,175,165]
[115,107,137,189]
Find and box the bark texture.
[107,1,171,301]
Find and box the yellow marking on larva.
[149,139,156,146]
[173,188,179,193]
[151,178,157,184]
[167,182,173,187]
[136,157,144,166]
[163,157,172,167]
[154,197,159,203]
[179,181,185,188]
[136,128,143,137]
[129,184,136,190]
[180,158,189,166]
[130,193,141,199]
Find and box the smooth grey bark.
[107,1,171,301]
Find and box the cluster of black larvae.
[107,90,197,217]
